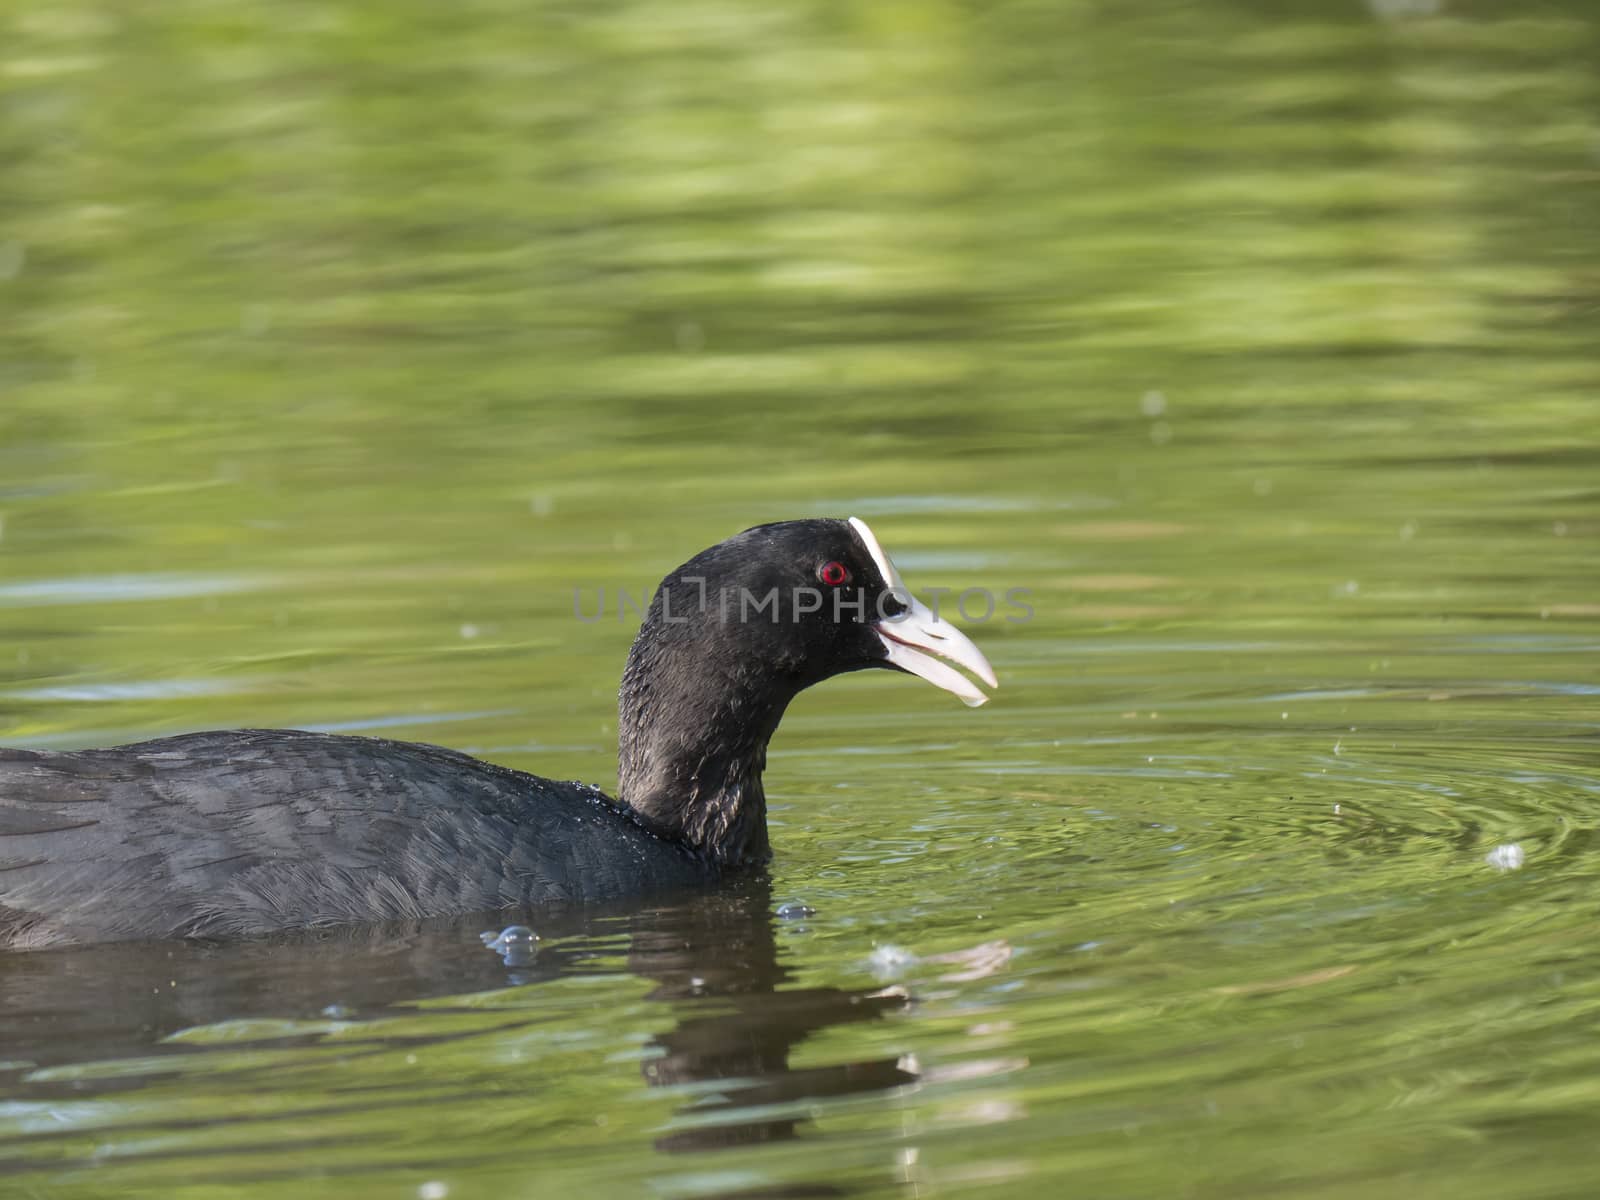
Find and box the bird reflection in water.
[625,881,918,1154]
[0,879,922,1191]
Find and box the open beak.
[849,517,999,708]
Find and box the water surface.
[2,1,1599,1196]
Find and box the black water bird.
[0,519,996,948]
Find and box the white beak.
[849,517,999,708]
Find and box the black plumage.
[0,518,995,947]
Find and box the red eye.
[818,560,850,587]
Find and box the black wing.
[0,729,703,947]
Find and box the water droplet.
[0,242,24,281]
[869,944,918,980]
[240,304,271,335]
[1485,844,1525,871]
[675,320,705,352]
[776,902,816,920]
[1367,0,1443,19]
[480,925,539,966]
[480,925,538,950]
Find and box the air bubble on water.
[1367,0,1443,19]
[1553,521,1567,537]
[0,241,24,281]
[1399,521,1417,541]
[1149,421,1173,445]
[240,304,271,335]
[480,925,539,966]
[776,902,816,920]
[869,944,919,980]
[480,925,538,950]
[459,624,479,640]
[675,320,705,352]
[1485,844,1525,871]
[529,493,554,518]
[419,1183,449,1200]
[1139,390,1167,417]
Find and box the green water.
[3,0,1599,1195]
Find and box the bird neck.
[615,632,794,869]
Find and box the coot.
[0,518,996,947]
